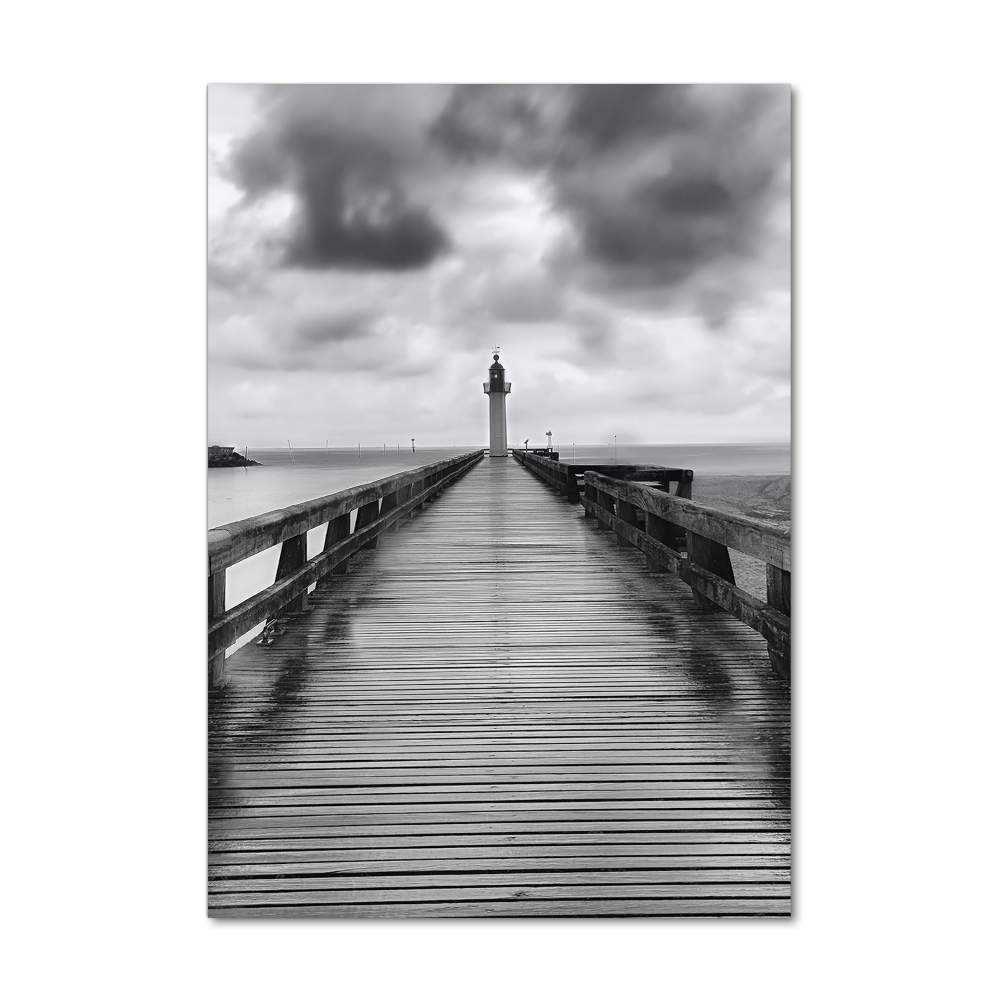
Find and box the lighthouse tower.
[483,352,511,457]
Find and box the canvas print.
[208,84,791,917]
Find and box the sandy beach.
[692,473,791,524]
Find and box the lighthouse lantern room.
[483,352,511,457]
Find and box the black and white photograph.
[6,0,1000,993]
[207,83,792,917]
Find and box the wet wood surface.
[209,458,791,917]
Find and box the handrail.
[208,450,483,686]
[587,473,790,570]
[582,471,791,682]
[209,452,482,574]
[511,448,693,503]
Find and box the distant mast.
[483,350,511,458]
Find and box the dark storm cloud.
[211,305,437,377]
[565,84,696,151]
[295,309,375,345]
[227,86,451,271]
[432,84,790,326]
[430,85,560,166]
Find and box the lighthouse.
[483,352,511,457]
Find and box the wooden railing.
[512,448,693,503]
[207,450,483,686]
[581,472,791,682]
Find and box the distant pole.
[411,438,415,453]
[358,442,360,458]
[572,443,575,462]
[614,436,617,466]
[287,439,294,466]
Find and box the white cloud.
[208,85,790,446]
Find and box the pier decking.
[208,458,790,917]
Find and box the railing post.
[766,565,791,681]
[276,531,309,612]
[396,483,412,524]
[645,511,670,573]
[381,489,399,531]
[686,530,736,611]
[564,469,580,504]
[355,497,381,549]
[583,481,596,518]
[595,487,615,531]
[208,570,227,686]
[323,512,351,576]
[653,471,692,552]
[616,497,640,547]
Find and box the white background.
[2,1,997,996]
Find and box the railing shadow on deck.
[207,450,484,687]
[512,449,790,684]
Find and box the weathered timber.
[645,511,670,573]
[688,530,736,611]
[766,566,792,681]
[587,473,790,571]
[658,471,692,552]
[209,458,790,918]
[323,513,351,576]
[512,449,691,506]
[595,484,616,532]
[581,491,790,661]
[208,452,482,664]
[209,452,482,576]
[208,570,227,686]
[355,498,381,550]
[617,497,641,548]
[275,532,309,612]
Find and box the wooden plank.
[208,570,227,686]
[514,450,688,483]
[766,565,792,681]
[645,511,670,573]
[586,472,790,571]
[595,483,616,533]
[209,458,790,917]
[354,498,380,551]
[581,497,790,657]
[211,898,790,917]
[617,497,640,548]
[687,530,735,612]
[208,451,482,574]
[322,512,351,576]
[207,456,482,657]
[275,532,308,612]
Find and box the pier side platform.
[209,458,791,917]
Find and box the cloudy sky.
[208,85,790,448]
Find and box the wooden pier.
[209,452,791,917]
